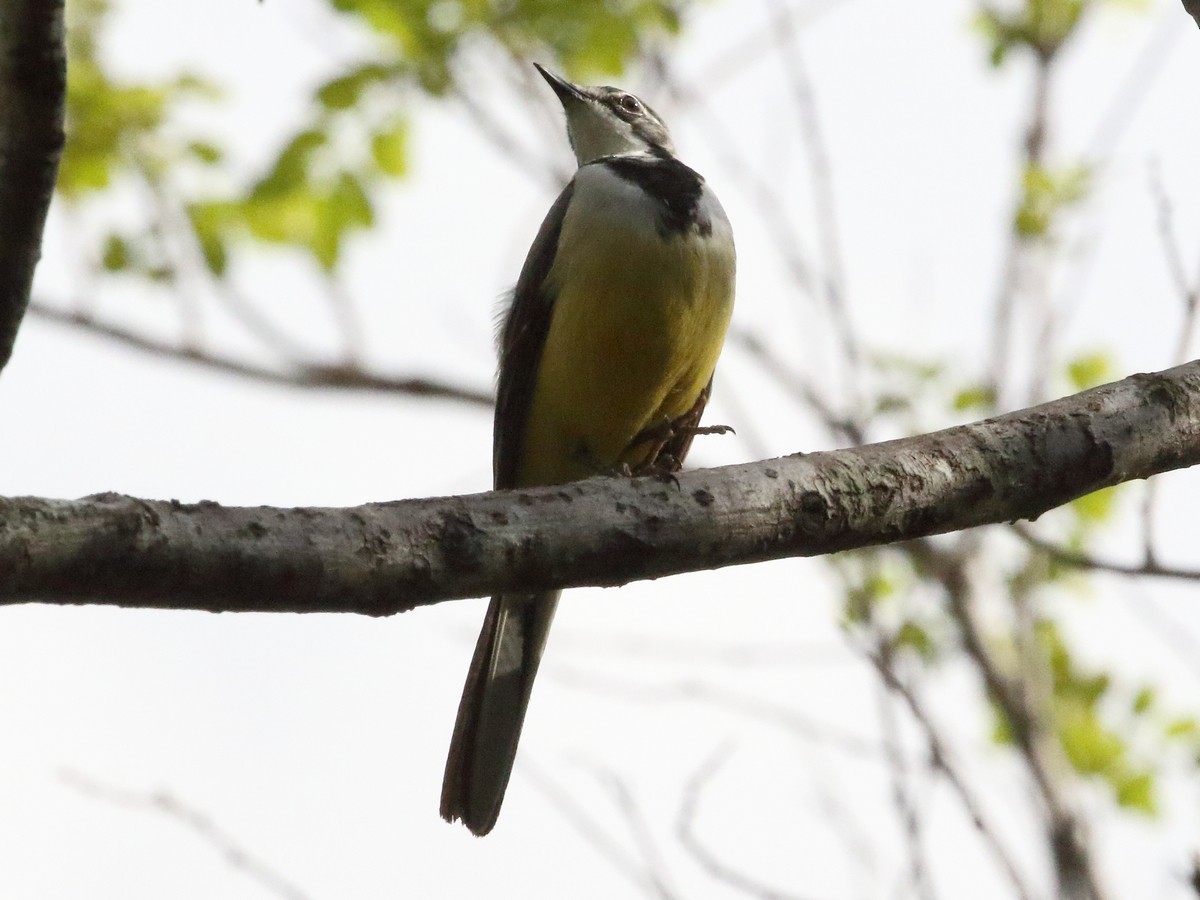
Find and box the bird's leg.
[571,442,635,478]
[686,423,736,437]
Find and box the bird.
[440,62,736,836]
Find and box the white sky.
[1,0,1199,897]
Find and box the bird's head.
[534,63,674,166]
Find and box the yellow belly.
[516,220,735,487]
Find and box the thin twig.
[1013,523,1200,582]
[522,758,669,898]
[731,329,864,445]
[870,647,934,900]
[1148,163,1200,364]
[865,648,1038,900]
[912,539,1109,900]
[27,302,494,405]
[676,746,812,900]
[989,54,1055,406]
[1085,17,1182,162]
[550,664,882,760]
[60,769,313,900]
[694,0,851,88]
[762,0,860,408]
[323,273,364,367]
[451,61,565,189]
[583,763,681,900]
[547,629,849,668]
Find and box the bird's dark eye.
[616,94,642,115]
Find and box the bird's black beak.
[533,63,588,106]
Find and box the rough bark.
[1,361,1198,615]
[0,0,66,375]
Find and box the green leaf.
[1132,687,1155,715]
[953,384,996,412]
[1114,771,1156,814]
[991,702,1015,745]
[187,141,223,165]
[316,64,391,110]
[188,202,236,277]
[100,234,130,271]
[330,172,373,229]
[200,236,228,277]
[257,129,328,196]
[1067,351,1112,390]
[1058,707,1124,775]
[243,189,321,245]
[371,121,409,176]
[1165,717,1199,739]
[1070,485,1118,525]
[895,621,936,662]
[1015,163,1092,239]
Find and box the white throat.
[564,105,647,165]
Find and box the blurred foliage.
[976,0,1146,64]
[328,0,682,93]
[831,0,1183,837]
[1065,349,1114,391]
[60,0,687,279]
[60,0,217,201]
[991,620,1200,815]
[1015,163,1091,239]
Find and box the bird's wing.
[492,179,576,489]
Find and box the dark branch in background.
[989,42,1055,407]
[0,361,1198,614]
[0,0,66,376]
[866,645,1036,900]
[1013,523,1200,581]
[909,538,1109,900]
[28,302,494,406]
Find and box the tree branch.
[1013,523,1200,581]
[28,302,494,406]
[1,361,1199,614]
[0,0,66,375]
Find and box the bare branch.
[61,770,313,900]
[762,0,860,399]
[28,302,494,406]
[911,541,1109,900]
[1012,523,1200,581]
[866,649,1037,900]
[0,0,66,375]
[989,54,1055,405]
[731,329,864,445]
[521,759,667,898]
[584,764,681,900]
[676,747,810,900]
[549,630,847,668]
[871,660,935,900]
[0,361,1198,613]
[550,666,881,760]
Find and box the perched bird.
[441,63,736,836]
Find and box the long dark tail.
[440,590,560,835]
